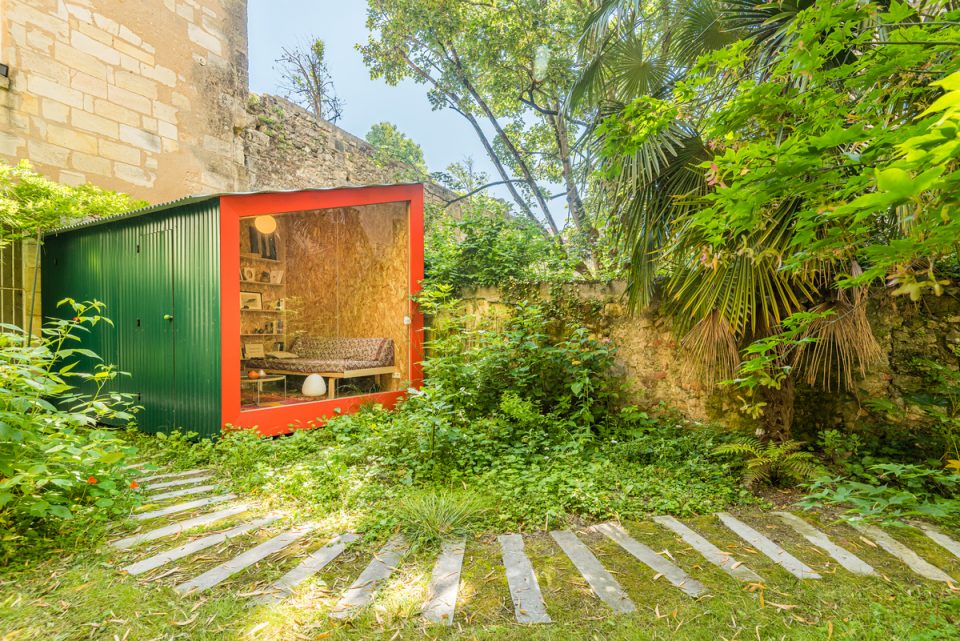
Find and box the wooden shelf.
[241,333,283,337]
[241,309,283,314]
[240,254,281,264]
[240,280,284,286]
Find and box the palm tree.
[574,0,892,440]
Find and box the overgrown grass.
[2,513,959,640]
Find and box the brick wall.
[0,0,250,200]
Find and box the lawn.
[3,499,959,641]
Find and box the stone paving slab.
[774,512,875,576]
[498,533,552,624]
[175,522,318,594]
[716,513,821,580]
[123,514,283,576]
[134,494,237,521]
[144,475,214,492]
[550,530,635,613]
[330,535,409,619]
[595,522,707,597]
[422,538,467,625]
[853,523,955,583]
[253,532,360,606]
[137,469,210,484]
[149,484,220,501]
[914,522,960,561]
[653,515,763,583]
[111,505,250,549]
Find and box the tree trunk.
[760,376,795,442]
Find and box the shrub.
[0,300,139,561]
[393,488,489,546]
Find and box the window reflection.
[239,202,409,409]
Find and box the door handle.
[163,314,174,321]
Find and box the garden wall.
[461,282,960,433]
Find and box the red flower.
[87,476,97,484]
[129,480,139,489]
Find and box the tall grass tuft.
[393,488,489,545]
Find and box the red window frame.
[219,185,425,436]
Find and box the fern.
[714,437,820,488]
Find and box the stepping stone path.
[108,461,960,628]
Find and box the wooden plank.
[915,522,960,561]
[498,533,552,624]
[253,533,360,605]
[550,530,635,614]
[111,504,250,549]
[774,512,875,576]
[595,522,707,597]
[652,515,762,583]
[175,522,318,594]
[134,494,237,521]
[422,538,467,625]
[123,514,282,576]
[149,484,219,501]
[853,523,955,583]
[330,535,409,619]
[716,513,821,580]
[137,469,210,484]
[144,475,214,492]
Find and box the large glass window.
[238,202,410,409]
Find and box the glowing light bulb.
[254,215,277,234]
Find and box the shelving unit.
[240,221,286,358]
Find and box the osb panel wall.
[0,0,250,199]
[239,215,287,356]
[282,203,410,391]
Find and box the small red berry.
[87,476,97,484]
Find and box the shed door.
[134,229,176,432]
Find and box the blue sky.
[247,1,494,183]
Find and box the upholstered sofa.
[245,336,396,398]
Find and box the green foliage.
[802,463,960,526]
[392,488,489,546]
[142,304,753,533]
[361,0,596,251]
[909,348,960,462]
[817,429,862,467]
[713,437,820,488]
[0,300,139,562]
[0,161,143,240]
[365,121,428,180]
[425,206,575,292]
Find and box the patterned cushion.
[288,337,393,364]
[249,337,395,374]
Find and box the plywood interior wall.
[282,202,410,390]
[239,217,288,356]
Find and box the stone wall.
[243,95,456,206]
[461,282,960,432]
[0,0,250,199]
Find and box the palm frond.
[682,310,739,387]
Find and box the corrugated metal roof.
[44,183,424,235]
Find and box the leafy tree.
[425,159,574,290]
[365,121,429,180]
[584,1,960,439]
[276,37,344,123]
[360,0,597,265]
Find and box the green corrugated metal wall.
[41,200,223,438]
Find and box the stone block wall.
[243,95,457,206]
[461,282,960,433]
[0,0,250,200]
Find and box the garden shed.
[42,184,425,438]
